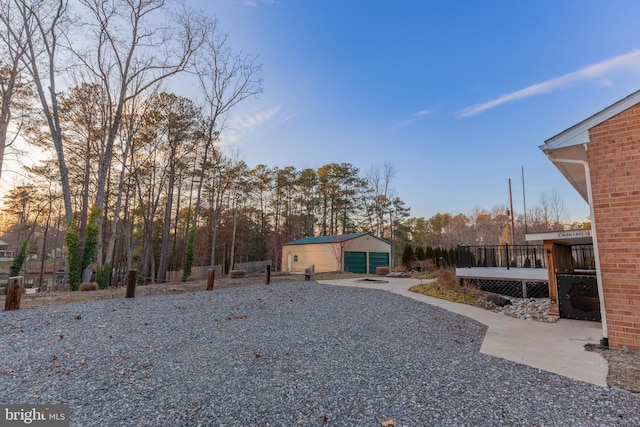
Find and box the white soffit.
[542,144,590,202]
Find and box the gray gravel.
[1,281,638,426]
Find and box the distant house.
[540,89,640,351]
[281,233,391,274]
[0,239,14,260]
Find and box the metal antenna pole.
[522,165,528,235]
[509,178,516,246]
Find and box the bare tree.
[329,237,354,272]
[549,189,566,228]
[102,92,151,270]
[0,0,31,178]
[13,0,206,284]
[365,162,396,237]
[74,0,207,216]
[12,0,73,222]
[150,92,198,283]
[130,131,167,284]
[538,192,551,230]
[189,20,262,241]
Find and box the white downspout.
[545,155,608,342]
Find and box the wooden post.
[4,276,23,311]
[207,269,215,291]
[125,269,137,298]
[544,241,560,317]
[264,265,271,284]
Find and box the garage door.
[344,251,366,274]
[368,252,389,274]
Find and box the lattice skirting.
[459,277,549,299]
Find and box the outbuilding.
[540,89,640,350]
[281,233,391,274]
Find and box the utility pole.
[389,209,394,269]
[522,165,528,235]
[508,179,516,246]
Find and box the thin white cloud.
[242,0,279,7]
[236,105,282,130]
[390,109,432,129]
[223,105,285,145]
[456,49,640,118]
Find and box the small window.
[294,255,298,262]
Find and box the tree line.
[404,192,589,250]
[2,159,407,284]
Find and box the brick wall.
[588,104,640,350]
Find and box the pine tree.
[425,246,435,263]
[401,244,416,269]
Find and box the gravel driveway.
[1,282,638,426]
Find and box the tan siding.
[281,234,391,274]
[347,235,391,252]
[281,244,340,273]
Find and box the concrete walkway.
[318,277,608,387]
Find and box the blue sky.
[181,2,640,221]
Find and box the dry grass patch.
[409,267,479,305]
[0,275,302,310]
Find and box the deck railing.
[457,243,595,270]
[457,244,546,269]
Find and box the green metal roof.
[284,233,373,246]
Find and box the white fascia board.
[541,89,640,151]
[540,128,590,151]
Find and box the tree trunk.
[210,208,220,268]
[105,138,133,269]
[157,146,176,283]
[38,207,51,289]
[229,204,237,272]
[78,140,92,263]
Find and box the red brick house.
[541,90,640,350]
